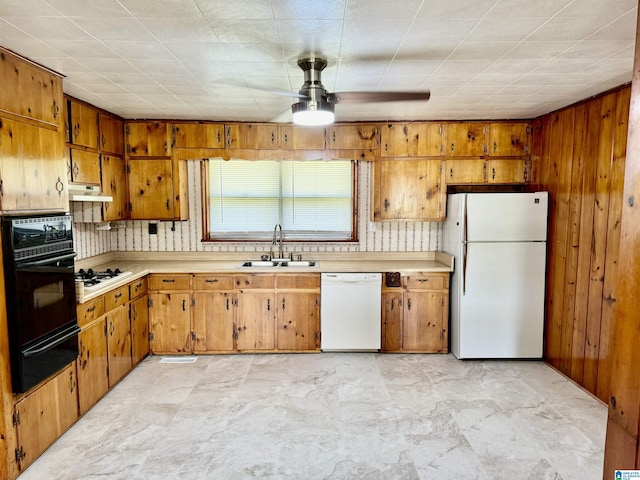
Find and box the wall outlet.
[148,223,158,235]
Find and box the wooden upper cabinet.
[380,123,443,157]
[68,100,99,149]
[0,47,63,128]
[279,125,326,149]
[488,159,529,184]
[374,159,444,221]
[489,122,530,157]
[226,123,278,149]
[446,123,488,156]
[0,118,69,212]
[101,154,127,221]
[98,113,124,155]
[127,159,174,219]
[445,159,486,184]
[126,121,174,157]
[327,124,379,150]
[68,148,101,185]
[174,122,225,149]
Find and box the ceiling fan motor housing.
[292,57,335,125]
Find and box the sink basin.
[239,260,318,268]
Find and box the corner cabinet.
[372,158,444,221]
[382,272,449,353]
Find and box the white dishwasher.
[320,273,382,351]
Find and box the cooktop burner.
[75,268,132,290]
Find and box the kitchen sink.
[239,260,318,267]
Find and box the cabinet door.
[0,118,68,212]
[279,125,326,149]
[101,154,127,221]
[174,122,225,148]
[106,305,132,387]
[380,123,443,157]
[68,148,101,185]
[126,122,173,157]
[488,159,528,184]
[99,113,124,155]
[445,159,486,184]
[276,292,319,351]
[192,292,234,352]
[376,159,443,220]
[149,292,192,353]
[403,292,448,352]
[127,159,174,219]
[69,100,99,149]
[327,124,379,149]
[130,295,149,365]
[0,47,63,128]
[14,363,78,471]
[235,293,275,351]
[446,123,487,156]
[77,320,108,415]
[489,122,529,157]
[226,123,278,149]
[381,292,403,352]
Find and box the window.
[204,158,356,241]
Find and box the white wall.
[72,161,442,259]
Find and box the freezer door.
[456,241,546,358]
[466,192,548,242]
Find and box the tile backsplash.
[72,161,441,260]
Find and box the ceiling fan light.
[292,100,335,126]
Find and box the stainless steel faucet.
[272,223,285,260]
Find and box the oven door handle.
[23,325,81,357]
[19,252,77,268]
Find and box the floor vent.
[159,357,197,364]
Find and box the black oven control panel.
[3,214,74,260]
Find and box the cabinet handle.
[52,99,59,119]
[166,199,170,211]
[283,132,288,144]
[182,299,186,311]
[114,292,122,299]
[483,163,487,181]
[226,298,230,310]
[72,163,79,177]
[205,279,219,283]
[69,372,76,393]
[282,298,286,310]
[102,134,107,148]
[407,298,411,310]
[390,298,395,310]
[493,140,497,153]
[132,305,137,321]
[217,129,221,144]
[55,177,64,196]
[449,168,453,178]
[73,124,80,140]
[267,298,271,311]
[450,142,455,152]
[492,167,496,180]
[164,140,168,152]
[87,305,96,313]
[162,279,175,283]
[271,131,275,144]
[416,278,430,283]
[109,321,114,336]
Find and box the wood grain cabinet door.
[77,320,109,415]
[445,159,486,184]
[149,292,192,353]
[192,292,235,352]
[381,292,403,352]
[327,124,379,150]
[126,121,173,157]
[402,292,448,352]
[446,123,488,156]
[101,154,127,221]
[130,295,150,365]
[174,122,225,149]
[226,123,278,149]
[106,305,132,387]
[488,159,528,184]
[68,148,101,185]
[279,125,326,150]
[127,158,174,219]
[98,113,124,155]
[381,123,443,157]
[276,292,319,351]
[489,122,530,157]
[69,100,99,149]
[235,293,275,351]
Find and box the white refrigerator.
[442,192,549,359]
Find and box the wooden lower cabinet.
[77,319,108,415]
[130,295,149,365]
[382,273,449,353]
[235,292,276,351]
[13,363,78,471]
[106,305,132,387]
[149,292,192,353]
[192,291,234,352]
[276,292,320,350]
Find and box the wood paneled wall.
[533,85,630,402]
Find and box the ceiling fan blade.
[327,91,431,104]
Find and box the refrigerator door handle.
[462,195,468,295]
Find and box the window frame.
[200,159,359,243]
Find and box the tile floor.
[19,354,606,480]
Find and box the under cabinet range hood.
[69,184,113,202]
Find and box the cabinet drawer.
[148,274,191,291]
[234,274,275,289]
[276,274,320,290]
[77,297,105,328]
[192,274,234,290]
[129,277,148,299]
[104,285,129,311]
[405,274,449,290]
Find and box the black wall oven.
[1,214,80,393]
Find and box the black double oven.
[1,214,80,393]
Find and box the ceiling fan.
[287,57,431,126]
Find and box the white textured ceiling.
[0,0,636,122]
